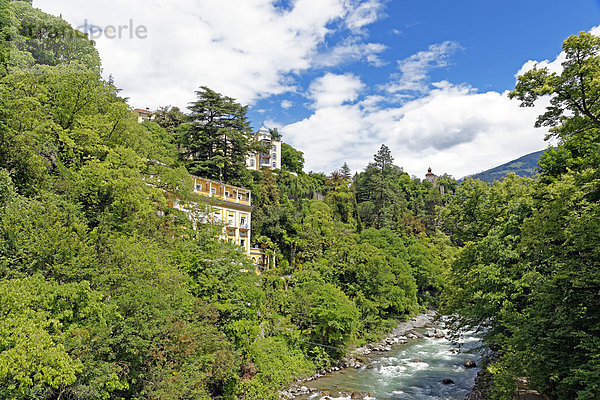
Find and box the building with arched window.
[246,127,281,170]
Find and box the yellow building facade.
[190,176,252,254]
[170,175,270,269]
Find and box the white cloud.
[35,0,383,109]
[283,74,549,178]
[516,53,565,77]
[281,99,293,109]
[385,41,462,94]
[344,0,385,33]
[313,40,387,67]
[308,73,364,108]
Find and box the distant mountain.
[464,149,546,183]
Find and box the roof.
[133,108,152,114]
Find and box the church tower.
[425,167,445,196]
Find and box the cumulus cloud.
[280,99,293,109]
[36,0,383,108]
[283,73,549,178]
[384,41,462,94]
[516,53,565,77]
[308,73,364,108]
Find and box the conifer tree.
[177,86,256,183]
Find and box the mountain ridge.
[463,149,546,183]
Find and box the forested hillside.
[3,2,600,399]
[441,32,600,399]
[0,2,454,399]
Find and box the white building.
[133,108,153,123]
[246,127,282,170]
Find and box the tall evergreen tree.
[370,144,400,229]
[340,162,351,180]
[177,86,256,183]
[373,144,393,172]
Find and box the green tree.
[7,1,100,69]
[153,105,188,135]
[509,31,600,178]
[354,144,407,229]
[281,142,304,174]
[177,86,256,184]
[0,275,121,399]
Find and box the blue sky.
[38,0,600,177]
[248,0,600,124]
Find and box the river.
[297,327,483,400]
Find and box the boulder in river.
[464,358,477,368]
[410,330,425,339]
[442,378,455,385]
[351,391,363,399]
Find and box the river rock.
[435,330,445,338]
[464,358,477,368]
[351,391,363,399]
[300,385,308,393]
[442,378,455,385]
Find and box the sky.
[35,0,600,178]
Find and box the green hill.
[464,149,546,182]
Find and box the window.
[272,153,277,159]
[250,159,255,167]
[272,145,276,151]
[195,184,202,191]
[240,217,246,225]
[225,191,229,197]
[272,162,276,168]
[238,193,244,200]
[211,187,216,194]
[240,239,245,248]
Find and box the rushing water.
[300,329,483,400]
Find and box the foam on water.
[299,328,483,400]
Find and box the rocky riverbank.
[464,362,493,400]
[280,310,444,399]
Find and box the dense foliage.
[0,2,451,399]
[8,3,600,400]
[443,31,600,399]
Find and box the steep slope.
[464,149,546,182]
